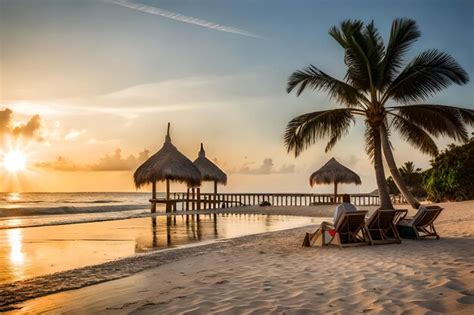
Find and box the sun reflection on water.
[8,228,25,266]
[7,192,22,202]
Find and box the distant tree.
[423,137,474,201]
[386,176,399,195]
[386,162,426,197]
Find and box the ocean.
[0,192,157,229]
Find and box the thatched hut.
[309,157,361,202]
[134,123,201,212]
[193,143,227,194]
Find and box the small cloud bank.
[232,158,295,175]
[36,149,150,172]
[0,108,43,140]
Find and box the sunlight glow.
[8,229,25,266]
[4,151,27,173]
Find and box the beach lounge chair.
[303,211,370,248]
[396,206,443,240]
[365,209,408,245]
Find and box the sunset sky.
[1,0,473,193]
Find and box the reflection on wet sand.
[0,214,319,284]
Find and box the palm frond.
[287,65,365,106]
[384,49,469,103]
[380,18,420,88]
[329,19,364,49]
[329,20,374,90]
[363,20,385,87]
[284,109,355,157]
[364,123,376,161]
[390,104,473,142]
[389,113,438,156]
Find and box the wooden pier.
[150,192,407,212]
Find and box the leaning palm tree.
[285,19,473,209]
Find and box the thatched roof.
[193,143,227,185]
[309,157,361,187]
[134,123,201,188]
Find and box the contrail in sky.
[104,0,262,39]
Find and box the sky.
[0,0,473,193]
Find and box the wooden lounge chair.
[303,211,370,248]
[396,206,443,240]
[365,209,408,245]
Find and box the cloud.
[36,148,151,172]
[64,129,86,141]
[104,0,261,38]
[90,148,150,171]
[0,108,43,140]
[232,158,296,175]
[35,156,83,172]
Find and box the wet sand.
[3,201,474,314]
[0,214,320,284]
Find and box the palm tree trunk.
[372,127,394,209]
[380,126,420,209]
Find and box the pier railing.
[164,192,407,211]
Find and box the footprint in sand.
[215,280,229,285]
[458,290,474,305]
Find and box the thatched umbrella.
[134,123,201,212]
[193,143,227,194]
[309,157,361,202]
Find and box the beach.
[2,200,473,314]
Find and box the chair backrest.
[335,211,368,233]
[366,209,408,228]
[366,209,396,229]
[412,206,443,227]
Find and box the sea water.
[0,192,156,228]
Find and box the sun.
[4,151,27,173]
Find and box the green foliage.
[386,176,399,195]
[423,137,474,202]
[386,162,426,197]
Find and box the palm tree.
[285,19,473,209]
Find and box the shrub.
[386,162,426,198]
[423,137,474,202]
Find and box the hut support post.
[197,188,201,210]
[214,181,218,209]
[166,179,171,213]
[334,182,338,204]
[151,181,157,213]
[186,188,190,211]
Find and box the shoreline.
[0,204,353,308]
[2,201,473,313]
[0,224,318,310]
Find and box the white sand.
[4,201,474,314]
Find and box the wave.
[1,199,121,204]
[0,200,46,204]
[0,204,149,218]
[58,199,121,204]
[0,211,152,230]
